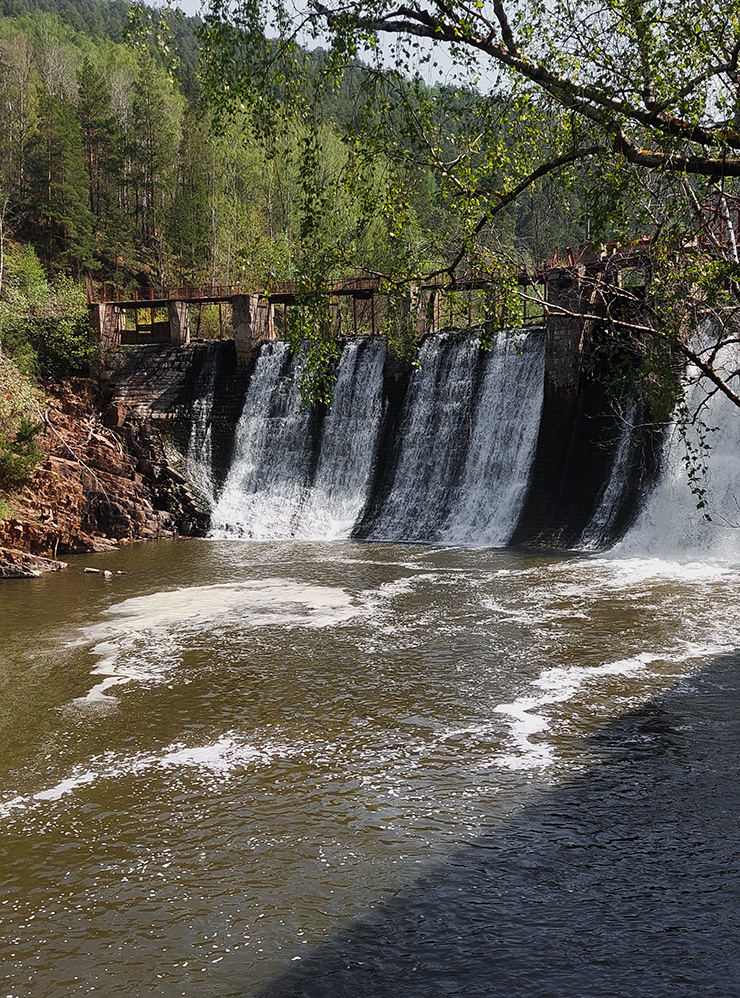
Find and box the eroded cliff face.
[0,371,210,578]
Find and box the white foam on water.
[72,578,361,703]
[158,735,272,774]
[485,546,740,772]
[481,598,590,626]
[0,733,293,820]
[33,771,98,802]
[491,647,705,771]
[594,555,734,586]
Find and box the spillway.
[199,329,661,550]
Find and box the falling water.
[363,333,484,542]
[210,338,386,540]
[208,328,666,547]
[614,344,740,563]
[209,341,315,538]
[294,338,386,539]
[440,329,545,546]
[577,397,639,551]
[361,330,546,544]
[185,342,221,507]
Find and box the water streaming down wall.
[202,329,656,548]
[355,331,547,545]
[614,344,740,563]
[209,341,317,538]
[440,331,545,546]
[293,338,385,539]
[185,341,221,507]
[209,338,385,539]
[576,397,642,551]
[357,332,487,542]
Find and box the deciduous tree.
[199,0,740,415]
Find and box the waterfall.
[294,338,385,539]
[614,345,740,563]
[576,397,639,551]
[440,330,545,546]
[185,342,221,508]
[206,327,662,549]
[358,330,546,544]
[209,338,385,540]
[362,333,483,542]
[209,341,316,538]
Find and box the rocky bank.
[0,358,214,579]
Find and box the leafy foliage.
[0,242,94,377]
[0,415,43,489]
[198,0,740,416]
[286,292,342,405]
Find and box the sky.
[161,0,497,89]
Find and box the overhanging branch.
[313,2,740,175]
[518,292,740,410]
[430,143,604,279]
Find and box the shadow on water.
[256,652,740,998]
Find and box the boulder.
[0,547,67,579]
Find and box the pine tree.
[0,31,36,201]
[129,52,181,280]
[24,85,95,273]
[76,55,133,271]
[76,57,112,218]
[167,111,211,282]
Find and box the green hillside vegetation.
[0,0,584,295]
[0,0,614,419]
[0,0,593,418]
[0,339,44,494]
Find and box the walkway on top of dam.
[86,238,654,360]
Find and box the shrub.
[0,417,44,490]
[0,245,96,379]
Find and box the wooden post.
[331,297,341,337]
[430,290,441,332]
[88,303,125,348]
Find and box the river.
[2,538,740,996]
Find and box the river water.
[2,538,740,996]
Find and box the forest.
[0,0,585,295]
[0,0,593,492]
[2,0,740,473]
